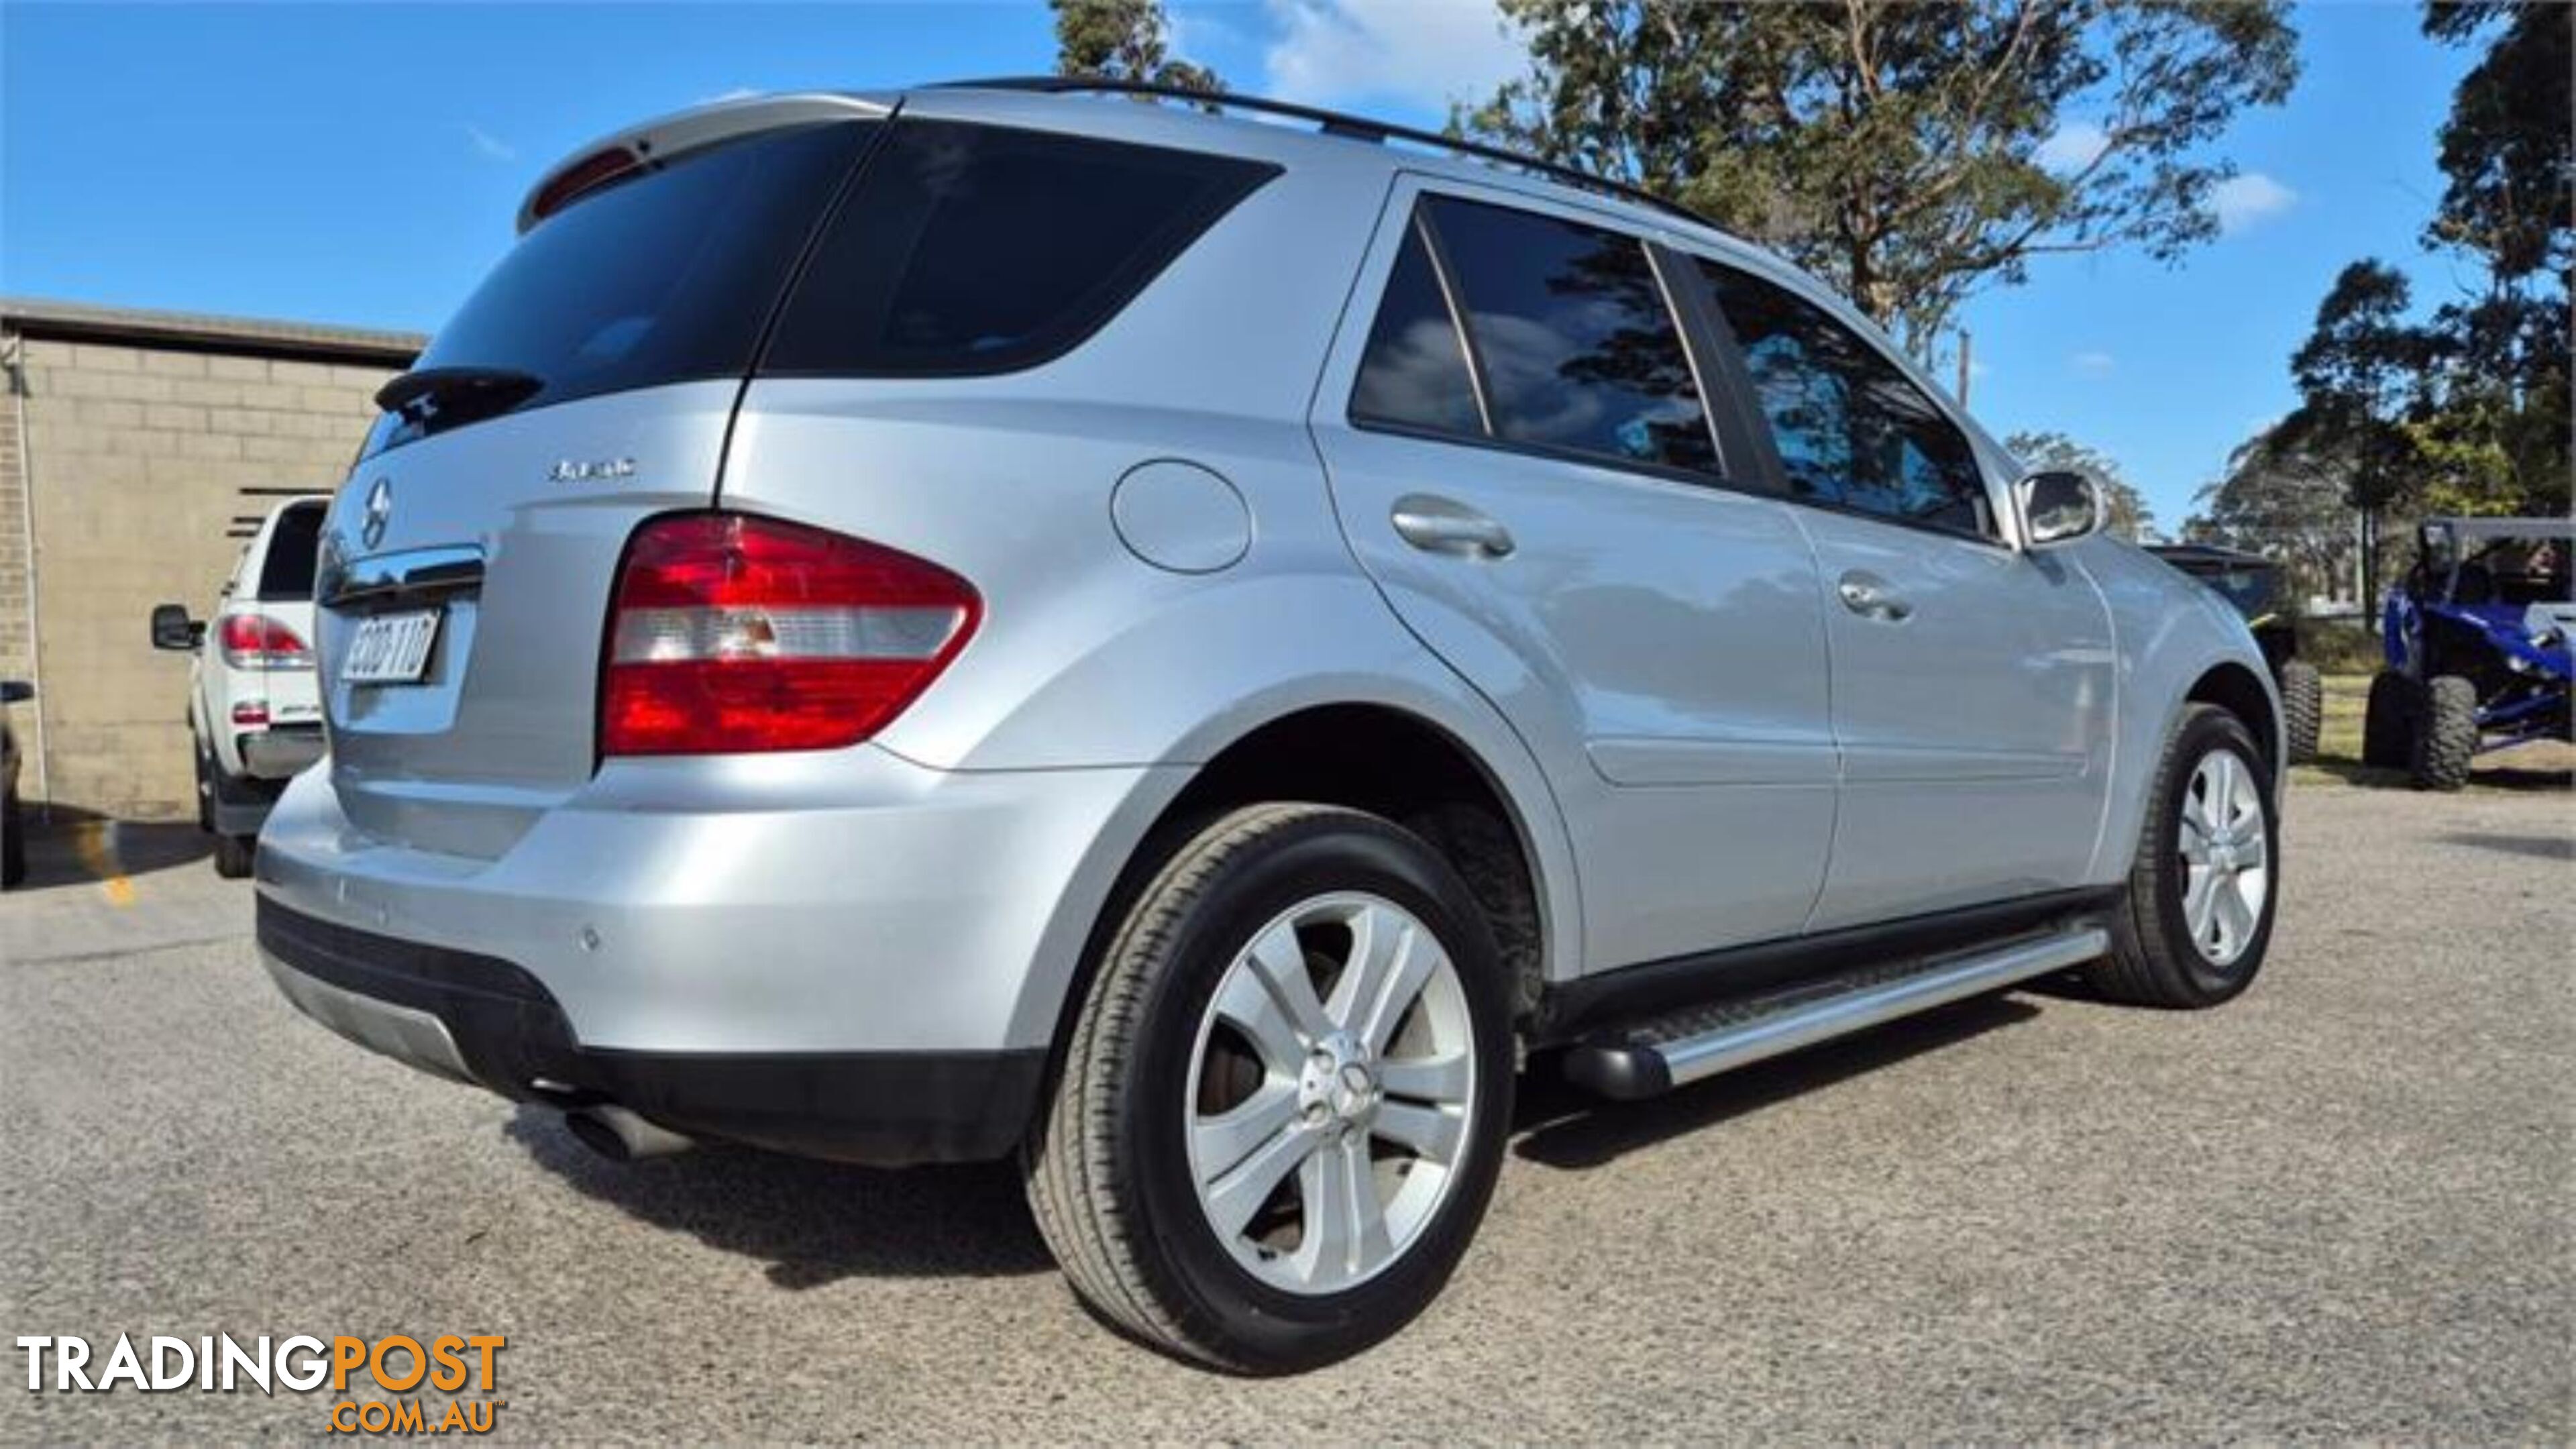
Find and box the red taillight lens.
[231,699,270,727]
[219,613,312,669]
[600,513,981,757]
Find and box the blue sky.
[2,2,2476,529]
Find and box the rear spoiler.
[516,91,894,234]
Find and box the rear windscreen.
[256,504,325,600]
[362,121,877,456]
[763,121,1277,376]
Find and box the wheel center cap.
[1301,1034,1378,1128]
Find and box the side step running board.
[1562,926,2108,1099]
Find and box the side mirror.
[0,680,30,705]
[2017,470,2105,548]
[150,603,202,651]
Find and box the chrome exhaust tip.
[563,1104,692,1162]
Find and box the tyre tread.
[2410,675,2477,791]
[1023,802,1349,1371]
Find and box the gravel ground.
[2,782,2568,1442]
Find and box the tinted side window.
[767,121,1277,376]
[1423,197,1719,474]
[1349,219,1484,436]
[1698,261,1992,537]
[256,503,325,600]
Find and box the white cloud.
[2071,350,2116,377]
[1263,0,1525,113]
[462,124,515,163]
[2211,172,2295,234]
[2035,119,2110,174]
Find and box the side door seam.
[1291,168,1593,983]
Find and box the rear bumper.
[239,724,324,778]
[259,896,1044,1164]
[256,747,1178,1056]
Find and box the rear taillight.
[219,614,312,669]
[600,513,980,757]
[231,700,270,728]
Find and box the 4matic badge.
[546,458,637,484]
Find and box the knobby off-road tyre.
[1023,803,1514,1374]
[2361,670,2416,770]
[2089,705,2278,1008]
[2277,659,2322,766]
[2410,675,2477,792]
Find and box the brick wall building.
[1,299,423,820]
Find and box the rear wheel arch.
[1043,703,1559,1079]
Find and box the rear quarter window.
[763,121,1278,377]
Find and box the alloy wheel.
[2176,749,2269,967]
[1183,892,1476,1294]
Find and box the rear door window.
[1697,260,1995,539]
[368,121,878,457]
[255,504,325,600]
[765,121,1278,376]
[1416,195,1719,476]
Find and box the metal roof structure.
[0,297,424,366]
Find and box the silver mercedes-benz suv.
[257,78,2284,1371]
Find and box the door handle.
[1836,570,1913,622]
[1391,494,1515,559]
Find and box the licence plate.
[341,608,441,685]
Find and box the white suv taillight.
[219,613,313,669]
[600,513,981,757]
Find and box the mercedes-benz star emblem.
[360,478,393,551]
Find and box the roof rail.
[930,75,1717,232]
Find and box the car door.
[1686,253,2116,929]
[1308,180,1840,971]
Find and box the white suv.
[152,496,329,875]
[254,82,2284,1371]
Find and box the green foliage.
[2277,259,2429,515]
[1049,0,1221,93]
[2002,429,2156,540]
[2262,4,2571,525]
[1456,0,2298,354]
[2186,425,2362,606]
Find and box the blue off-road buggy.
[2364,518,2575,790]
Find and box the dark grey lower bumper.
[256,896,1046,1166]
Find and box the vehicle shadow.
[7,807,211,893]
[2439,830,2576,863]
[1509,994,2043,1171]
[2300,758,2573,792]
[502,994,2048,1284]
[501,1106,1057,1287]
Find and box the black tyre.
[1024,803,1514,1373]
[2277,659,2322,766]
[2,792,24,889]
[2410,675,2477,792]
[211,833,255,879]
[2361,670,2416,770]
[193,731,216,833]
[2089,705,2277,1009]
